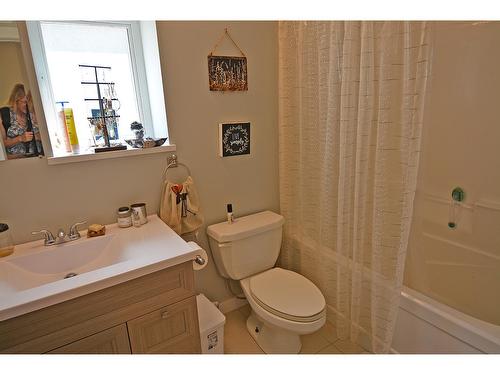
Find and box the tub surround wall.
[405,21,500,325]
[0,21,279,303]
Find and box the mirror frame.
[0,22,51,161]
[17,22,52,158]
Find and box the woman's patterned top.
[6,108,43,156]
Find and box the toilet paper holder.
[194,255,206,265]
[187,241,209,270]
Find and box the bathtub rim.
[399,286,500,353]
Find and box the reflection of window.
[27,21,168,157]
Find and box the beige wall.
[405,22,500,325]
[0,21,279,303]
[0,42,29,105]
[157,21,279,301]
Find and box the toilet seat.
[249,268,326,323]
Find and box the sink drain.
[64,272,78,279]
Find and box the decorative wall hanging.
[208,28,248,91]
[219,122,250,157]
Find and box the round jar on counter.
[117,206,132,228]
[0,223,14,258]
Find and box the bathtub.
[391,286,500,353]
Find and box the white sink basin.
[0,215,204,321]
[6,235,114,276]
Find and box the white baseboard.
[219,296,248,314]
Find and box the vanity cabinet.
[48,324,131,354]
[0,261,201,354]
[128,296,199,354]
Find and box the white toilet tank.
[207,211,284,280]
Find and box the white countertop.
[0,215,204,321]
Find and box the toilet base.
[246,311,302,354]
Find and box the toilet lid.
[249,268,325,321]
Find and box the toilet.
[207,210,326,354]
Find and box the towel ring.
[163,154,192,178]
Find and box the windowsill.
[46,143,176,165]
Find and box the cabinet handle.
[161,311,169,319]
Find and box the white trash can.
[197,293,226,354]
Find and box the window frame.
[26,20,169,160]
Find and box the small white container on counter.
[117,207,132,228]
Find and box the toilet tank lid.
[207,210,284,242]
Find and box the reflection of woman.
[0,83,43,159]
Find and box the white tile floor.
[223,304,370,354]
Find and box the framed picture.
[219,122,251,157]
[208,56,248,91]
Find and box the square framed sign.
[219,122,250,157]
[208,56,248,91]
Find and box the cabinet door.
[47,324,131,354]
[127,296,201,354]
[1,262,195,354]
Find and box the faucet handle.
[57,228,67,239]
[32,229,56,246]
[69,221,87,240]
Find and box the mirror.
[0,21,44,161]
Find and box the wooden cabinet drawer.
[0,261,195,353]
[47,324,131,354]
[127,296,200,354]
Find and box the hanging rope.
[209,28,246,57]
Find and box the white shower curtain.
[278,21,430,353]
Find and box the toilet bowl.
[240,268,326,353]
[207,210,327,353]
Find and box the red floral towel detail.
[171,184,183,194]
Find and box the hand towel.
[159,176,204,235]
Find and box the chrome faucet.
[32,221,87,246]
[31,229,56,246]
[68,221,86,240]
